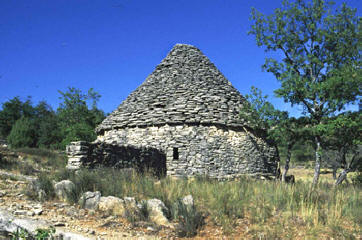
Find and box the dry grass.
[2,148,360,239]
[49,167,361,239]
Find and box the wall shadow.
[86,143,167,178]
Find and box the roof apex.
[96,44,247,132]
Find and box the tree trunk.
[332,167,337,180]
[312,136,322,186]
[335,169,350,185]
[282,144,293,182]
[335,152,359,186]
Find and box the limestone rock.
[79,191,101,210]
[0,209,90,239]
[54,180,75,202]
[98,196,125,216]
[145,199,170,227]
[181,195,194,207]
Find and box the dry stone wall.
[68,124,279,179]
[66,141,166,176]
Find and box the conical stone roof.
[96,44,247,133]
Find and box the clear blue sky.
[1,0,360,115]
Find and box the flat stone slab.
[0,209,91,240]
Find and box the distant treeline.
[0,87,105,150]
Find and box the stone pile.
[66,141,90,170]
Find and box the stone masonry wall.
[66,141,167,177]
[92,124,279,179]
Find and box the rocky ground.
[1,147,360,239]
[0,147,175,239]
[0,174,179,239]
[0,147,227,239]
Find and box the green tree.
[271,116,311,181]
[240,86,309,181]
[249,0,360,185]
[0,97,35,138]
[7,116,37,148]
[57,87,105,149]
[317,112,361,185]
[34,101,62,149]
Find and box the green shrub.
[173,199,204,237]
[38,173,55,200]
[17,161,37,176]
[10,227,30,240]
[35,227,56,240]
[351,172,362,186]
[7,117,37,148]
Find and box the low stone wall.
[66,141,90,170]
[66,141,166,176]
[67,124,279,179]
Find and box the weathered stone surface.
[145,199,170,227]
[79,192,101,210]
[0,209,90,239]
[181,195,194,207]
[66,44,279,179]
[54,180,75,202]
[98,196,125,216]
[96,44,247,132]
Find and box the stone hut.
[67,44,279,179]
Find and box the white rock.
[54,180,76,202]
[182,195,194,207]
[145,199,170,227]
[33,208,43,215]
[98,196,125,216]
[79,191,101,209]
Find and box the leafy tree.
[240,86,281,132]
[0,88,105,149]
[7,116,37,148]
[34,101,62,149]
[0,97,35,138]
[57,87,105,149]
[271,116,311,181]
[249,0,360,185]
[240,86,309,181]
[317,112,361,185]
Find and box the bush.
[35,227,56,240]
[173,199,204,237]
[17,161,37,176]
[351,172,362,186]
[24,176,54,202]
[7,117,37,148]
